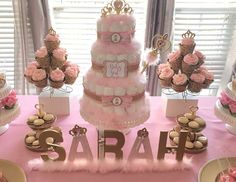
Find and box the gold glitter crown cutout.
[182,30,195,39]
[101,0,133,17]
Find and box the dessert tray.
[198,157,236,182]
[0,159,27,182]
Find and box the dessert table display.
[215,80,236,135]
[0,72,20,135]
[0,96,236,182]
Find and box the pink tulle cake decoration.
[80,0,150,130]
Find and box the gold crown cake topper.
[48,27,56,35]
[101,0,133,17]
[182,30,195,39]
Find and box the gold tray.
[0,159,27,182]
[198,157,236,182]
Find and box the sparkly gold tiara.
[101,0,133,17]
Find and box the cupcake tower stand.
[169,106,208,153]
[0,81,20,135]
[215,82,236,135]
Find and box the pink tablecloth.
[0,96,235,182]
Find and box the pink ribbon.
[97,30,135,43]
[101,95,133,107]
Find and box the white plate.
[0,159,27,182]
[198,157,236,182]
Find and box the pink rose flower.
[219,92,231,106]
[1,90,17,108]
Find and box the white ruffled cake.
[0,73,20,126]
[80,0,150,130]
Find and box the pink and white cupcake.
[64,66,79,84]
[188,73,205,93]
[179,30,196,56]
[44,29,60,52]
[182,53,199,75]
[24,65,37,83]
[167,50,182,73]
[51,48,67,70]
[157,63,170,75]
[171,71,188,92]
[35,46,50,68]
[49,68,65,89]
[32,69,47,88]
[158,67,174,87]
[194,50,205,66]
[200,69,214,88]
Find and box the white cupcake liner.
[0,84,11,100]
[225,82,236,102]
[0,103,20,126]
[214,100,236,127]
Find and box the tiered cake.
[80,0,150,130]
[0,73,20,134]
[215,80,236,135]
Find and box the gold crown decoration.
[182,30,195,39]
[48,27,56,35]
[152,33,171,55]
[101,0,133,17]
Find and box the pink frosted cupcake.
[51,48,67,69]
[49,68,65,89]
[182,53,199,75]
[171,71,188,92]
[167,50,182,73]
[194,50,205,66]
[157,63,170,75]
[179,30,196,56]
[158,67,174,87]
[35,46,50,68]
[44,29,60,52]
[32,69,47,88]
[64,66,79,84]
[24,65,37,83]
[200,69,214,88]
[188,73,205,93]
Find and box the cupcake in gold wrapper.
[171,71,188,92]
[158,67,174,87]
[44,28,60,53]
[51,48,67,70]
[49,68,65,89]
[179,30,196,56]
[31,69,48,88]
[188,73,205,93]
[35,46,50,68]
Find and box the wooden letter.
[97,130,125,160]
[68,125,93,161]
[39,129,66,161]
[128,128,153,161]
[157,131,188,161]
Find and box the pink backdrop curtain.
[145,0,175,96]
